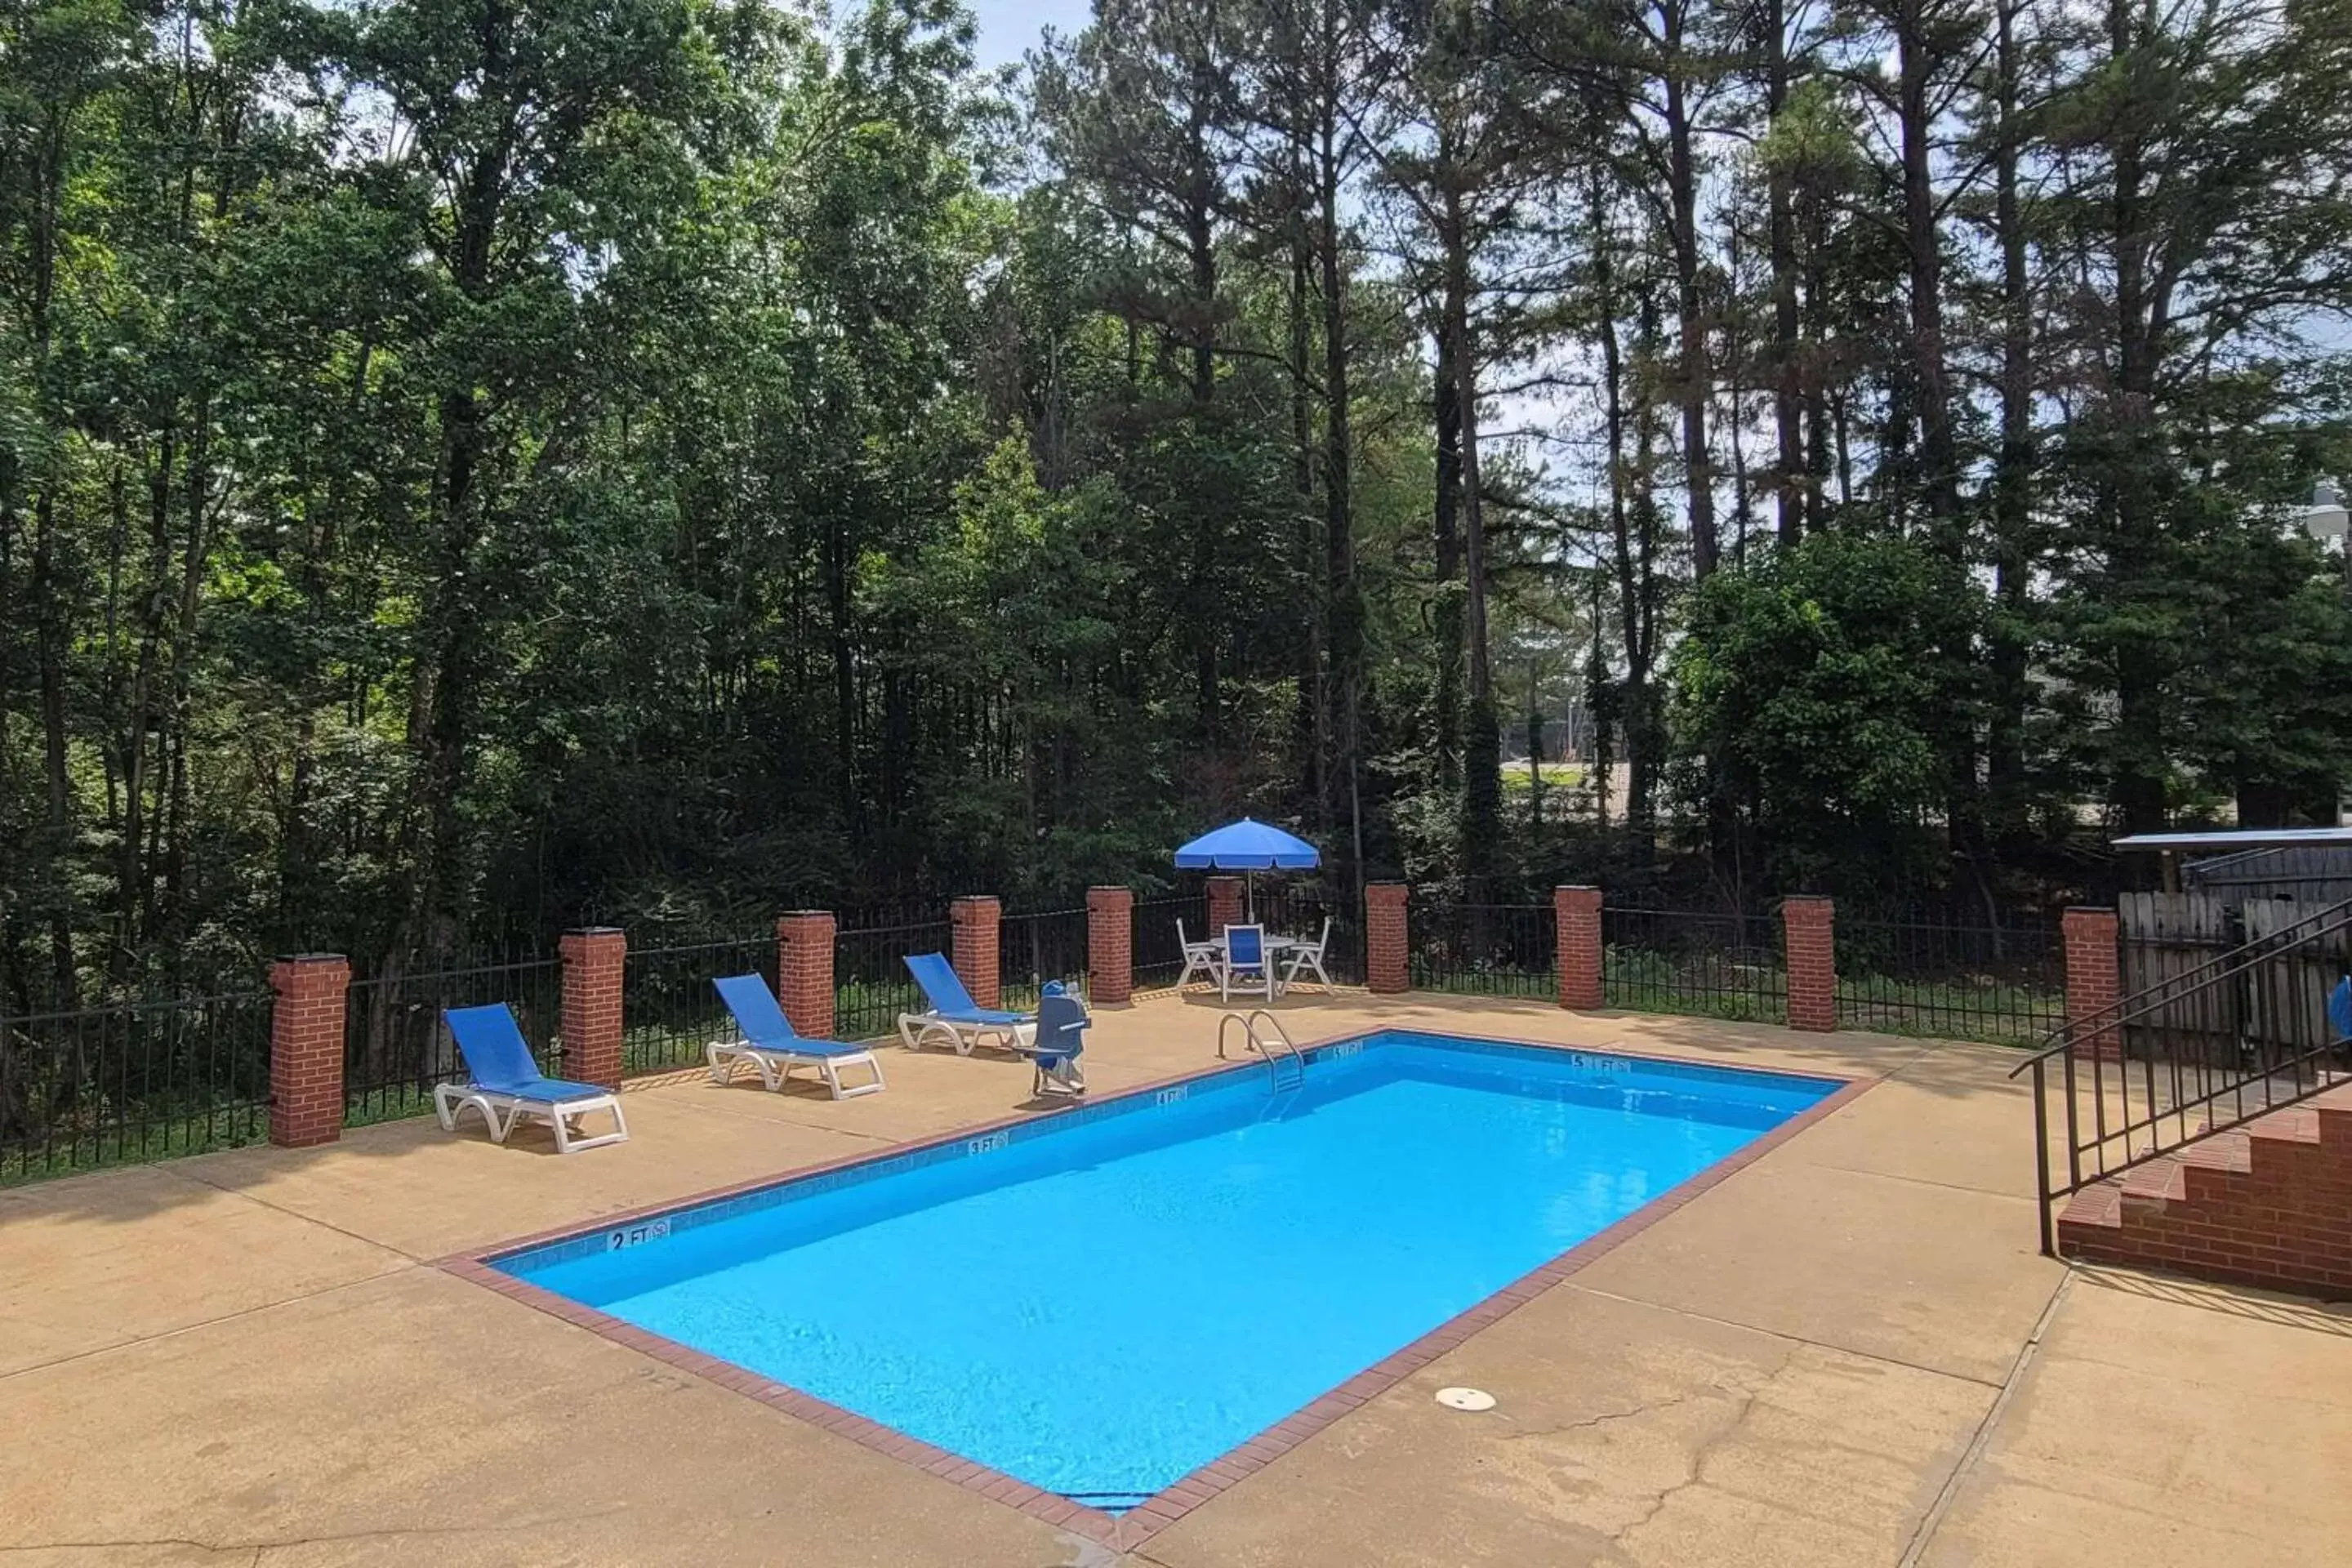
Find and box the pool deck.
[6,991,2350,1566]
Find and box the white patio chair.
[1176,919,1224,991]
[1282,916,1334,992]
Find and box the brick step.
[2057,1181,2123,1231]
[2249,1105,2322,1151]
[2056,1090,2352,1301]
[2314,1082,2352,1145]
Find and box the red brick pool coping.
[439,1029,1877,1552]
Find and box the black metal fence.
[343,955,564,1126]
[1603,906,1788,1022]
[2018,893,2352,1254]
[0,891,2091,1187]
[1409,902,1553,997]
[1254,885,1365,987]
[1132,891,1211,989]
[0,991,274,1184]
[836,915,951,1040]
[1000,906,1089,1008]
[622,934,773,1076]
[1838,917,2065,1045]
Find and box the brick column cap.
[952,893,1001,906]
[1783,893,1834,909]
[1556,884,1602,904]
[1366,881,1409,905]
[559,929,626,964]
[1087,884,1135,898]
[270,955,349,994]
[2062,905,2118,924]
[778,910,837,927]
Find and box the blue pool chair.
[436,1004,630,1154]
[1222,924,1276,1003]
[708,973,886,1101]
[898,952,1036,1055]
[1029,982,1089,1098]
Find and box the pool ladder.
[1218,1009,1306,1093]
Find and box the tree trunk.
[1433,326,1463,794]
[1316,97,1362,898]
[1663,2,1716,578]
[1290,203,1325,826]
[1447,186,1500,902]
[1986,0,2034,842]
[1766,0,1804,545]
[1895,0,1960,539]
[2106,0,2166,835]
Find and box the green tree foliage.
[1670,533,1979,893]
[6,0,2352,1006]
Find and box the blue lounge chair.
[707,973,885,1101]
[1223,924,1276,1003]
[435,1004,630,1154]
[1031,982,1089,1098]
[898,952,1036,1055]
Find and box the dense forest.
[6,0,2352,1007]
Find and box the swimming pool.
[492,1031,1838,1512]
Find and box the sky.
[966,0,1092,69]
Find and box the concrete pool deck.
[4,991,2349,1566]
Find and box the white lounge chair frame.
[432,1083,630,1154]
[706,1036,886,1100]
[896,1010,1036,1056]
[1282,916,1335,991]
[1176,918,1225,991]
[1221,924,1277,1003]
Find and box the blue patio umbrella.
[1174,817,1321,919]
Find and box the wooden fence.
[2118,892,2350,1065]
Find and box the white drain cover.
[1435,1386,1496,1412]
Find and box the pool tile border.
[440,1029,1877,1552]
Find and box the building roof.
[2111,827,2352,852]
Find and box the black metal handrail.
[2017,895,2352,1064]
[2012,896,2352,1254]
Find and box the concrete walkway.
[3,992,2348,1566]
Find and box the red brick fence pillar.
[559,927,626,1088]
[951,894,1003,1009]
[1366,881,1410,994]
[270,954,349,1148]
[777,911,838,1038]
[1556,885,1603,1009]
[2061,906,2123,1061]
[1783,897,1837,1032]
[1205,875,1245,937]
[1087,886,1134,1004]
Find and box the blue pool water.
[501,1032,1835,1505]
